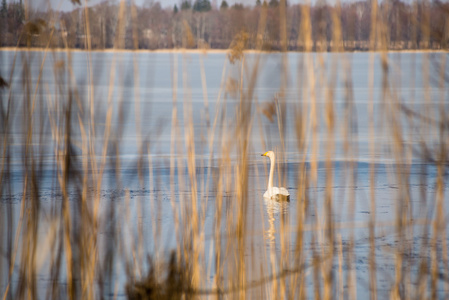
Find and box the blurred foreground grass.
[1,0,449,299]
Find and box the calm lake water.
[0,50,448,298]
[1,50,447,163]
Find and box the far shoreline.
[0,47,447,54]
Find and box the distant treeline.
[1,0,448,51]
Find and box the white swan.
[261,151,290,201]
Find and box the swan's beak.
[261,152,267,156]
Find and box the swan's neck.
[268,154,275,190]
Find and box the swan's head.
[261,151,275,159]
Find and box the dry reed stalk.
[288,5,313,299]
[338,234,343,300]
[368,1,379,299]
[277,2,289,299]
[148,146,157,277]
[169,52,182,262]
[436,53,448,298]
[1,180,27,300]
[181,50,201,292]
[337,12,359,298]
[297,5,320,294]
[197,54,215,289]
[209,60,229,297]
[318,3,344,298]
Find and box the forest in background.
[0,0,448,51]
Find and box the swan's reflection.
[263,197,289,292]
[264,198,289,246]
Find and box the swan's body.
[262,151,290,201]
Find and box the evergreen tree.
[220,0,228,10]
[181,0,191,10]
[174,4,178,14]
[193,0,212,12]
[256,0,262,6]
[269,0,279,7]
[18,0,24,22]
[1,0,7,17]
